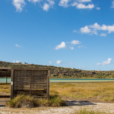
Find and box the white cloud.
[59,0,69,7]
[79,65,85,68]
[97,63,101,66]
[13,60,20,63]
[90,23,114,33]
[15,44,22,47]
[111,0,114,8]
[57,60,61,64]
[71,2,78,6]
[69,47,74,50]
[43,3,50,11]
[78,46,83,48]
[13,0,26,12]
[55,42,66,50]
[73,30,77,32]
[97,58,112,66]
[80,26,91,33]
[49,61,52,64]
[70,62,73,65]
[28,0,40,3]
[71,0,94,9]
[96,7,100,10]
[78,0,91,2]
[78,45,87,49]
[71,40,80,45]
[47,0,55,5]
[43,0,54,11]
[56,40,81,50]
[100,33,106,36]
[76,3,94,9]
[80,23,114,35]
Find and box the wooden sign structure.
[0,67,50,99]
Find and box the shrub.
[6,94,66,108]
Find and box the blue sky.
[0,0,114,71]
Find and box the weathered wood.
[13,68,50,98]
[47,70,50,99]
[11,69,14,99]
[0,67,50,99]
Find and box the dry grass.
[0,84,10,94]
[50,82,114,102]
[0,82,114,102]
[6,94,66,108]
[74,108,109,114]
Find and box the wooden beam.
[13,68,50,71]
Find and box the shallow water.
[0,78,114,83]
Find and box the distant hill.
[0,61,114,79]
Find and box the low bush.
[6,94,66,108]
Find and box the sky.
[0,0,114,71]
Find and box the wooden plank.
[0,95,10,98]
[0,67,12,70]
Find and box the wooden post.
[6,76,7,84]
[10,69,14,99]
[47,70,50,99]
[30,70,32,95]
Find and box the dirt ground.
[0,99,114,114]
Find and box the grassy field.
[0,82,114,102]
[50,82,114,102]
[0,84,10,94]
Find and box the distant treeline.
[0,61,114,79]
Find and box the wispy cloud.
[97,58,112,66]
[70,62,73,65]
[100,33,106,36]
[43,0,55,11]
[73,30,77,32]
[49,61,52,64]
[57,60,62,64]
[69,46,74,50]
[78,0,91,2]
[15,44,22,47]
[79,65,85,68]
[111,0,114,8]
[71,40,80,45]
[28,0,41,3]
[13,0,26,12]
[59,0,69,8]
[13,60,21,63]
[78,45,87,49]
[96,7,100,10]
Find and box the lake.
[0,78,114,83]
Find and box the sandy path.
[0,101,114,114]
